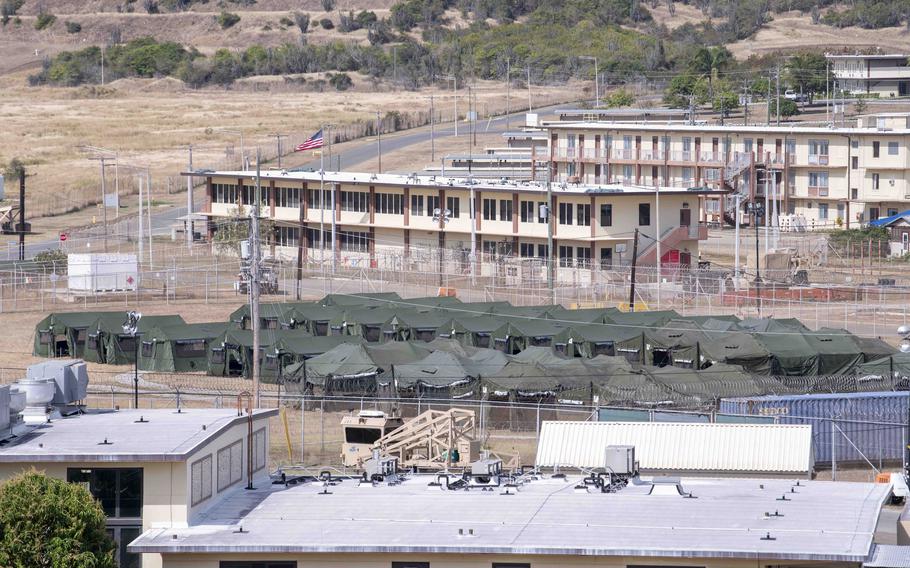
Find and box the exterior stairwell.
[637,224,707,265]
[722,152,754,226]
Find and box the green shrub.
[320,17,333,29]
[217,10,240,29]
[0,0,23,25]
[65,20,81,33]
[293,11,309,32]
[279,16,293,27]
[321,0,334,11]
[34,12,56,30]
[328,72,352,90]
[604,89,634,108]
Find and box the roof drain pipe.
[238,391,254,490]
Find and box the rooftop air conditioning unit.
[604,445,638,476]
[26,359,88,406]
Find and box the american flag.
[294,129,324,152]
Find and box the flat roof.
[191,169,726,196]
[0,409,277,463]
[544,120,910,135]
[826,53,908,59]
[130,474,887,562]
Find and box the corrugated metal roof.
[865,544,910,567]
[536,421,813,474]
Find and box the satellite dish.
[901,342,910,353]
[899,325,910,335]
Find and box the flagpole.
[319,127,325,268]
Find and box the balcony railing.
[668,151,693,162]
[699,151,723,163]
[612,148,636,160]
[639,149,663,161]
[808,154,829,165]
[808,186,830,197]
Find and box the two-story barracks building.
[199,170,719,272]
[542,113,910,228]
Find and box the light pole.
[271,133,289,168]
[122,311,142,409]
[442,76,458,137]
[580,56,599,107]
[432,205,451,288]
[747,201,764,317]
[216,128,245,169]
[900,325,910,481]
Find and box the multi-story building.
[199,170,718,272]
[828,53,910,97]
[542,116,910,228]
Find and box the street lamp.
[746,201,764,318]
[898,325,910,353]
[122,310,142,409]
[433,206,452,288]
[214,128,245,169]
[579,56,599,108]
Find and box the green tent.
[607,309,681,329]
[492,319,567,354]
[138,322,231,372]
[547,306,619,324]
[33,311,117,358]
[380,311,452,343]
[553,323,644,360]
[491,304,558,318]
[855,352,910,389]
[328,308,397,341]
[207,328,312,379]
[436,316,503,348]
[263,335,364,383]
[288,343,382,396]
[800,329,867,376]
[283,304,344,336]
[700,332,775,375]
[644,319,710,367]
[320,292,401,307]
[228,302,315,330]
[391,350,492,398]
[738,317,809,333]
[84,314,185,365]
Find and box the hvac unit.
[26,359,88,405]
[604,445,638,476]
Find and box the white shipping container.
[67,253,138,292]
[0,174,5,200]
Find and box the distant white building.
[827,53,910,98]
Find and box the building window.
[600,247,613,269]
[622,165,633,181]
[537,244,549,258]
[411,194,424,216]
[519,243,535,257]
[190,455,213,506]
[217,440,244,492]
[520,200,535,222]
[852,156,858,169]
[499,199,513,222]
[275,186,300,208]
[219,563,298,568]
[446,196,460,218]
[743,138,752,153]
[638,203,651,226]
[889,208,900,217]
[870,207,880,220]
[809,171,829,188]
[600,204,613,227]
[253,428,267,472]
[681,167,693,183]
[427,196,440,216]
[839,203,846,219]
[67,468,143,518]
[558,202,573,225]
[873,173,880,190]
[808,139,829,164]
[274,226,300,247]
[375,193,403,215]
[341,191,369,212]
[889,141,899,155]
[873,141,880,158]
[558,245,573,267]
[392,563,429,568]
[307,189,330,209]
[576,203,591,226]
[340,231,370,252]
[483,198,496,221]
[818,203,829,220]
[576,246,591,267]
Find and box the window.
[499,199,513,222]
[307,188,330,209]
[345,427,382,444]
[743,138,752,153]
[852,156,859,169]
[558,245,573,267]
[190,455,213,506]
[638,203,651,226]
[808,138,828,158]
[873,140,880,158]
[411,194,424,216]
[141,341,153,357]
[873,173,880,190]
[600,204,613,227]
[375,193,403,215]
[446,196,460,218]
[681,167,693,182]
[558,202,573,225]
[175,339,206,358]
[483,198,496,220]
[426,195,440,216]
[576,203,591,226]
[808,171,829,188]
[341,191,369,212]
[537,244,549,258]
[340,231,369,252]
[576,246,591,267]
[600,247,613,269]
[870,207,880,220]
[818,203,829,220]
[253,428,267,472]
[219,563,297,568]
[622,164,633,181]
[274,226,300,247]
[519,243,535,257]
[67,468,143,518]
[217,440,243,491]
[275,186,300,208]
[520,200,535,222]
[889,207,900,217]
[392,563,429,568]
[889,141,899,155]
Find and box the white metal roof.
[129,473,887,562]
[536,421,814,474]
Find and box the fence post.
[831,420,836,481]
[320,398,325,455]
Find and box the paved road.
[12,105,564,260]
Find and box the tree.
[3,157,25,179]
[217,10,240,29]
[688,46,732,97]
[293,11,309,33]
[321,0,335,11]
[213,207,275,256]
[604,89,634,108]
[773,96,799,118]
[0,470,115,568]
[785,52,826,97]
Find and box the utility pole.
[469,162,476,285]
[733,193,741,285]
[376,111,382,172]
[429,96,435,162]
[766,70,772,126]
[527,64,532,113]
[17,168,25,261]
[145,168,153,268]
[251,148,262,409]
[655,183,661,308]
[546,162,554,304]
[753,203,762,318]
[138,175,144,264]
[272,134,289,168]
[741,80,750,126]
[826,60,830,124]
[100,157,109,252]
[775,62,781,126]
[629,228,639,312]
[506,57,511,130]
[186,145,194,251]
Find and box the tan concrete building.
[0,408,277,568]
[130,472,892,568]
[828,53,910,98]
[199,170,718,272]
[542,116,910,229]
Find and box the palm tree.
[689,46,732,98]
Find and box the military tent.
[607,309,681,329]
[285,304,344,336]
[492,319,567,354]
[700,332,775,375]
[321,292,401,307]
[207,329,312,379]
[553,324,644,361]
[643,319,710,367]
[138,322,231,372]
[738,317,809,333]
[229,302,314,330]
[436,316,503,348]
[33,311,118,358]
[547,306,619,324]
[381,311,452,343]
[329,308,397,341]
[854,352,910,389]
[84,314,186,365]
[391,350,489,398]
[289,343,383,395]
[801,329,867,376]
